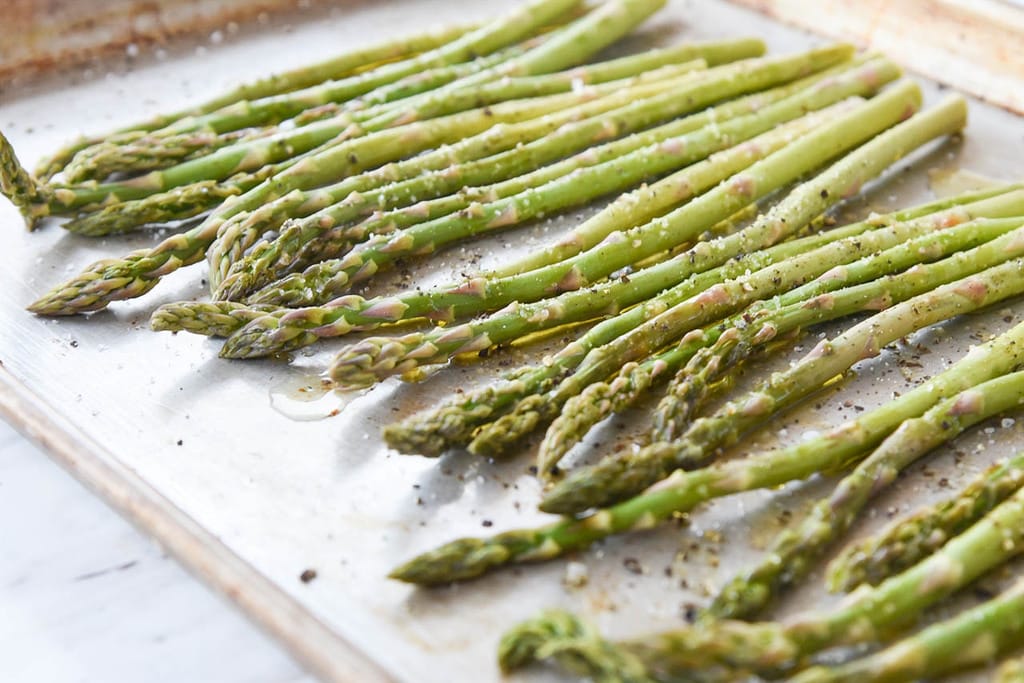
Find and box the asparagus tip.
[498,609,648,680]
[0,129,52,229]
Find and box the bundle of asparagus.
[378,99,978,462]
[391,319,1024,583]
[6,3,1024,680]
[501,465,1024,681]
[710,380,1024,619]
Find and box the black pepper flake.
[482,519,493,527]
[300,568,318,583]
[623,557,643,575]
[681,602,698,623]
[176,439,183,446]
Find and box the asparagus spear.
[337,42,538,113]
[32,22,477,181]
[149,301,281,336]
[216,46,852,298]
[214,72,911,360]
[710,374,1024,620]
[791,575,1024,683]
[353,35,761,124]
[224,51,862,303]
[208,74,736,295]
[540,212,1024,474]
[468,92,963,461]
[0,132,51,229]
[379,186,1019,457]
[390,316,1024,586]
[827,452,1024,593]
[62,127,282,186]
[498,610,656,682]
[61,65,706,238]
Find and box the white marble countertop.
[0,417,313,683]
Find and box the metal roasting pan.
[1,1,1023,680]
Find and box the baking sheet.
[1,1,1023,681]
[0,0,357,87]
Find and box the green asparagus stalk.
[379,186,1019,457]
[390,315,1024,585]
[62,127,278,186]
[347,33,760,124]
[468,91,963,461]
[498,610,658,682]
[213,71,910,361]
[0,131,51,229]
[827,453,1024,593]
[147,301,281,336]
[66,182,249,236]
[157,197,848,343]
[710,374,1024,620]
[60,25,582,186]
[541,247,1024,516]
[32,22,477,180]
[651,214,1024,444]
[216,46,852,300]
[791,575,1024,683]
[337,42,535,112]
[539,213,1024,475]
[225,51,862,304]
